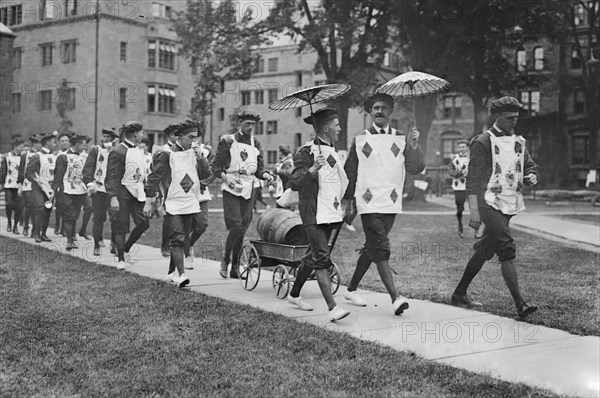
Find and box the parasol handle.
[308,102,322,154]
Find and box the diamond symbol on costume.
[240,150,248,161]
[390,189,398,203]
[363,189,373,203]
[333,196,339,210]
[362,142,373,158]
[326,154,336,167]
[180,173,194,193]
[390,143,400,157]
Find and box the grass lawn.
[0,238,557,397]
[135,198,599,337]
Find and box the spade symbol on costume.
[240,150,248,162]
[99,154,105,163]
[494,145,500,155]
[515,141,522,154]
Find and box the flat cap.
[119,121,143,136]
[303,107,338,126]
[490,96,522,114]
[40,132,56,143]
[237,108,260,122]
[101,127,119,138]
[162,124,178,136]
[9,137,25,146]
[174,120,199,136]
[69,134,88,145]
[363,93,394,113]
[29,133,42,143]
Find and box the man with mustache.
[451,96,539,320]
[342,93,425,316]
[287,107,351,322]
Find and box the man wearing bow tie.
[342,93,425,316]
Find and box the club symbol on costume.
[240,150,248,161]
[516,160,522,173]
[490,183,502,195]
[505,172,515,185]
[133,168,141,183]
[179,173,194,193]
[494,163,502,175]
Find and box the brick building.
[2,0,194,149]
[0,22,16,152]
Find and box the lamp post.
[93,0,99,145]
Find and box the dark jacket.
[145,142,212,199]
[82,145,102,186]
[343,126,426,200]
[17,151,36,185]
[466,127,538,206]
[211,131,266,180]
[105,140,138,201]
[289,138,332,225]
[25,148,54,189]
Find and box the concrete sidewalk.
[427,195,600,251]
[1,218,598,397]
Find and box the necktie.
[380,129,386,135]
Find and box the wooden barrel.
[257,208,308,245]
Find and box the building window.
[533,47,544,70]
[571,132,590,164]
[255,90,264,104]
[253,57,264,73]
[443,95,462,119]
[218,108,225,121]
[40,43,53,66]
[516,48,526,72]
[267,150,277,164]
[268,88,278,103]
[60,87,76,109]
[0,5,21,25]
[256,121,264,135]
[295,133,302,149]
[39,90,53,111]
[61,40,77,64]
[574,89,585,114]
[266,121,278,135]
[66,0,78,16]
[151,85,177,113]
[241,90,251,106]
[441,132,462,163]
[220,80,225,93]
[147,86,156,112]
[11,93,21,114]
[268,58,278,72]
[0,7,6,25]
[120,42,127,62]
[574,3,586,26]
[296,108,301,118]
[13,47,22,70]
[519,89,540,115]
[119,88,127,109]
[571,46,582,69]
[148,40,177,70]
[296,71,303,86]
[152,2,172,19]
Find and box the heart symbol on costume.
[240,150,248,162]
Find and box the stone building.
[0,22,16,152]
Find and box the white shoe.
[166,272,176,283]
[116,261,125,270]
[185,255,194,270]
[124,253,138,264]
[393,296,410,315]
[345,224,356,232]
[329,305,350,322]
[177,273,190,288]
[287,295,313,311]
[344,290,367,307]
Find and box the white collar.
[372,123,390,134]
[124,138,136,147]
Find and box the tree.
[56,79,74,134]
[174,0,270,136]
[262,0,398,149]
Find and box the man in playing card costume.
[105,121,150,269]
[144,121,212,287]
[212,108,273,279]
[451,96,539,320]
[448,139,470,237]
[286,108,351,322]
[83,128,120,256]
[342,93,425,316]
[154,124,178,257]
[53,132,71,236]
[25,133,57,243]
[52,134,89,251]
[0,137,24,234]
[17,134,43,238]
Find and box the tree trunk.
[333,96,351,150]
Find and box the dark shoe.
[93,247,101,256]
[12,226,19,234]
[230,267,247,280]
[40,235,51,242]
[6,222,12,232]
[161,249,170,257]
[73,235,78,241]
[66,241,75,251]
[110,243,116,255]
[35,235,42,243]
[79,232,91,240]
[517,303,538,319]
[22,228,29,237]
[451,293,483,308]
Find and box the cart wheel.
[272,264,291,299]
[238,244,261,291]
[329,262,341,295]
